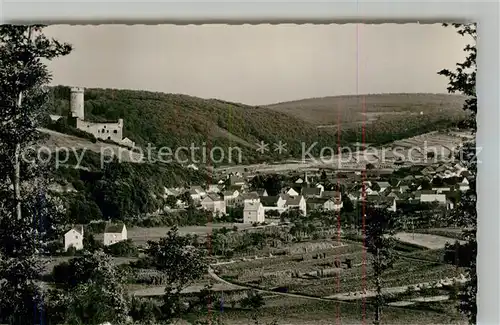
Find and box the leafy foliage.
[239,290,265,310]
[438,23,477,129]
[249,174,285,196]
[364,206,398,325]
[51,151,207,223]
[46,250,130,324]
[0,24,72,323]
[438,23,477,324]
[142,227,208,322]
[104,239,139,257]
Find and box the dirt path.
[207,267,336,302]
[324,276,467,300]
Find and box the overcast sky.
[44,24,470,106]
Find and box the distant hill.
[266,93,468,128]
[48,87,468,164]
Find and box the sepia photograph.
[0,22,477,325]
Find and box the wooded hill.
[48,86,468,164]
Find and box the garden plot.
[221,248,464,299]
[294,260,464,298]
[216,295,465,325]
[330,271,467,301]
[222,251,363,284]
[216,248,366,297]
[216,244,362,278]
[280,241,344,255]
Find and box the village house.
[64,225,84,252]
[306,198,328,211]
[323,197,343,211]
[284,195,307,216]
[285,187,300,197]
[322,190,341,200]
[189,186,206,203]
[366,196,397,212]
[201,193,226,215]
[301,187,323,199]
[441,169,456,179]
[358,185,377,196]
[420,193,447,206]
[453,163,468,175]
[260,195,287,214]
[395,192,412,205]
[458,177,470,191]
[164,198,186,210]
[348,192,362,202]
[238,192,260,205]
[243,201,265,224]
[164,187,182,198]
[226,184,244,194]
[206,184,221,193]
[432,186,452,194]
[223,189,239,206]
[375,181,390,193]
[103,223,127,246]
[387,191,401,200]
[229,175,245,187]
[256,188,268,196]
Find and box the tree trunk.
[374,277,382,325]
[374,248,382,325]
[13,27,32,221]
[14,92,23,221]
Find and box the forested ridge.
[48,86,467,164]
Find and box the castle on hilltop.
[68,87,135,148]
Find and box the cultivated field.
[112,228,467,324]
[213,235,465,299]
[206,294,466,325]
[217,129,469,175]
[92,223,257,247]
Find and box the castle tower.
[70,87,85,120]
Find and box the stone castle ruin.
[69,87,135,148]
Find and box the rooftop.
[104,223,125,233]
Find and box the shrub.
[105,239,139,257]
[47,117,97,143]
